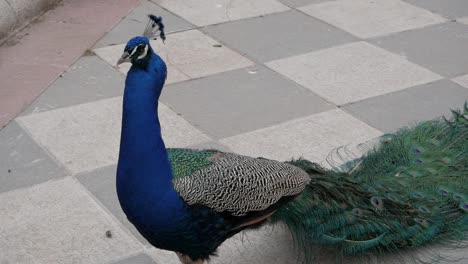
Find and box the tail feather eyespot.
[370,197,384,210]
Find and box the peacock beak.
[117,51,131,66]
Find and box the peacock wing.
[168,148,310,217]
[168,148,219,180]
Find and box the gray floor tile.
[77,165,149,244]
[0,121,66,193]
[160,65,335,139]
[371,22,468,78]
[23,56,125,115]
[343,79,468,132]
[203,10,356,62]
[404,0,468,19]
[112,254,157,264]
[279,0,330,8]
[95,0,194,48]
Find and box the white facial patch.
[137,45,149,60]
[129,46,139,57]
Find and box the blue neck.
[116,51,185,226]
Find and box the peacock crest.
[143,15,166,42]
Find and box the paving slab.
[94,29,254,84]
[300,0,447,38]
[17,97,123,175]
[0,0,140,129]
[23,55,125,115]
[0,121,66,193]
[112,254,158,264]
[404,0,468,19]
[220,109,383,162]
[203,10,357,62]
[0,178,142,264]
[18,97,210,175]
[77,165,149,244]
[452,74,468,88]
[343,79,468,132]
[371,22,468,78]
[266,41,441,105]
[151,0,290,27]
[458,16,468,25]
[278,0,330,8]
[95,0,194,48]
[161,65,334,138]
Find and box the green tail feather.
[272,103,468,263]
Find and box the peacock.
[115,15,467,264]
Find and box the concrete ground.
[1,0,468,263]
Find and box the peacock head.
[117,15,166,67]
[117,36,151,66]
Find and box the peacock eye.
[137,45,145,51]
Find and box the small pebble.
[106,230,112,238]
[213,44,222,48]
[7,169,11,173]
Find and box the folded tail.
[272,103,468,263]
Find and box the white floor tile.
[457,17,468,25]
[266,41,442,105]
[0,178,141,264]
[94,30,253,83]
[94,43,190,84]
[152,0,290,26]
[452,74,468,89]
[18,97,210,174]
[220,108,383,162]
[300,0,447,38]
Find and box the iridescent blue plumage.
[115,35,233,260]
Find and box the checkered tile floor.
[1,0,468,263]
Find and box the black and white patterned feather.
[173,152,311,216]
